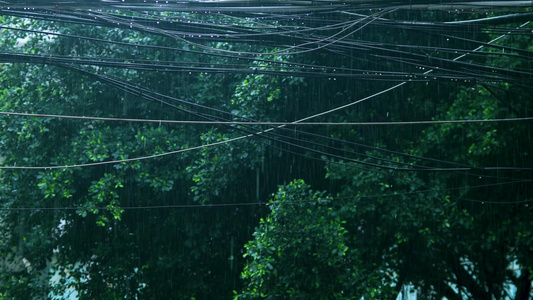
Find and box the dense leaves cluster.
[241,180,368,299]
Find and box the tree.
[240,180,395,299]
[0,12,261,299]
[320,37,533,300]
[240,7,533,300]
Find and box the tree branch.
[450,258,492,300]
[514,268,532,300]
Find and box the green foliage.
[240,180,383,299]
[323,82,533,299]
[230,53,310,123]
[232,57,283,120]
[186,129,262,204]
[0,5,532,300]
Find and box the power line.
[2,7,531,84]
[1,73,531,171]
[2,178,531,211]
[0,134,248,170]
[2,111,532,126]
[1,12,530,172]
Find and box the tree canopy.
[0,1,532,299]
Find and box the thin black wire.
[0,52,434,81]
[67,59,532,173]
[0,64,442,172]
[3,111,531,126]
[2,64,530,173]
[2,8,531,84]
[2,178,531,211]
[0,60,529,180]
[0,24,417,80]
[1,5,531,177]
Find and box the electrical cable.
[2,178,531,211]
[2,8,531,84]
[3,111,531,126]
[2,56,531,173]
[1,5,530,174]
[1,1,529,216]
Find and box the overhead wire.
[0,52,433,81]
[90,8,392,57]
[0,73,466,172]
[0,1,531,213]
[2,7,531,84]
[2,111,531,126]
[0,50,490,173]
[0,25,442,81]
[2,178,532,211]
[1,3,531,177]
[5,2,520,76]
[2,20,531,173]
[1,73,531,172]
